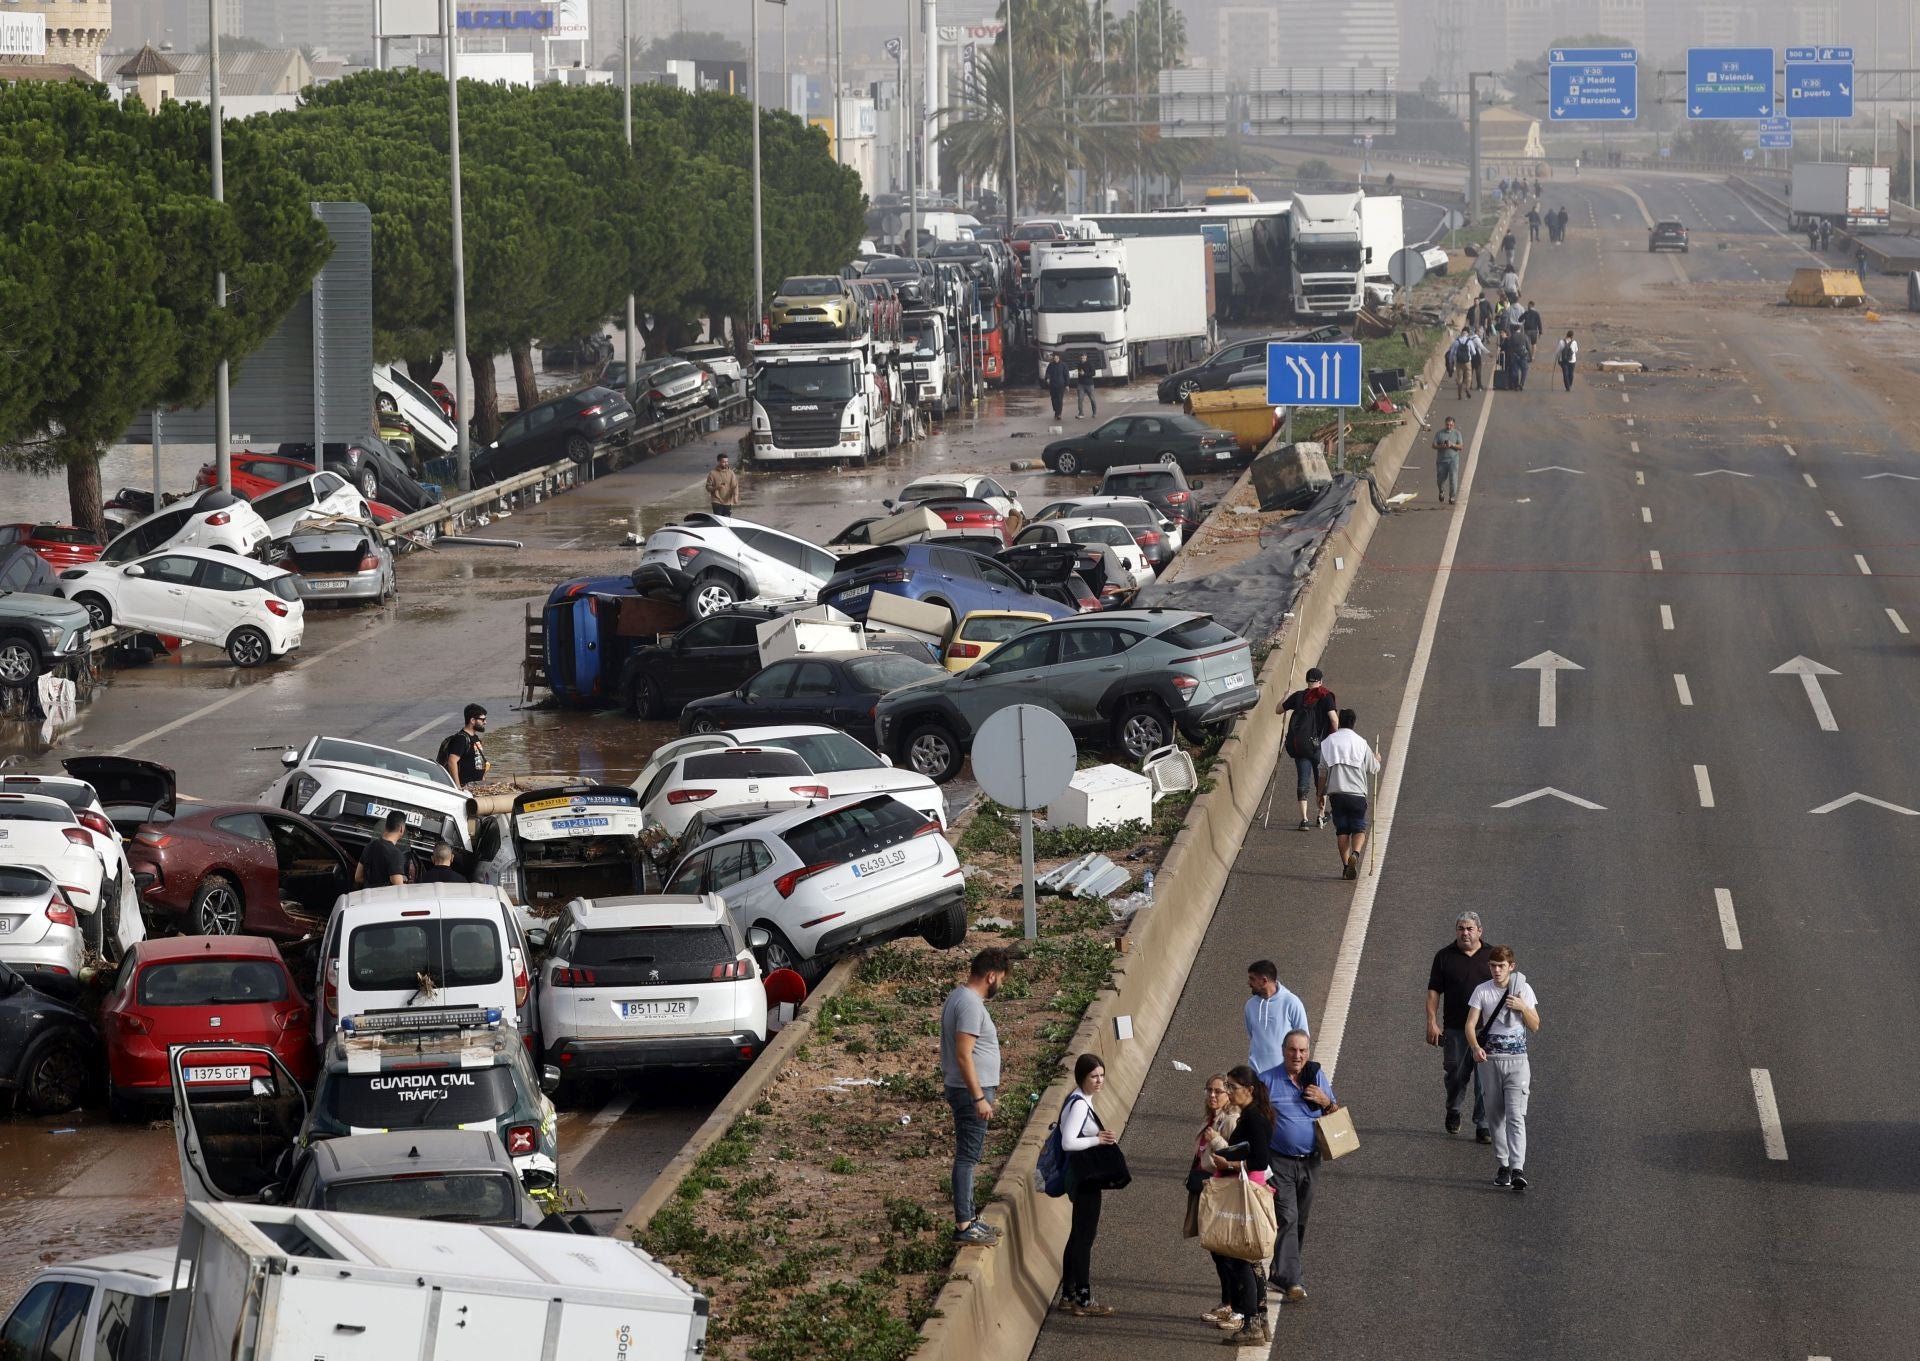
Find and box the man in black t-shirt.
[1277,668,1337,830]
[355,812,412,889]
[1425,911,1495,1141]
[419,840,467,884]
[439,704,490,787]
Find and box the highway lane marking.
[1621,394,1630,404]
[565,1093,636,1172]
[109,620,403,757]
[1635,471,1645,485]
[1641,506,1652,522]
[400,711,457,743]
[1767,419,1778,430]
[1772,656,1840,732]
[1783,443,1797,457]
[1827,510,1844,528]
[1715,888,1742,950]
[1649,549,1664,571]
[1694,764,1715,808]
[1802,473,1818,488]
[1514,652,1582,728]
[1751,394,1763,405]
[1750,1068,1789,1161]
[1661,605,1674,630]
[1856,554,1873,576]
[1810,791,1920,815]
[1674,674,1693,706]
[1630,442,1640,455]
[1888,608,1910,634]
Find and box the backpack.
[435,732,462,771]
[1284,687,1333,759]
[1034,1101,1070,1198]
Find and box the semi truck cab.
[748,343,891,463]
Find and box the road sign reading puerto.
[1785,46,1854,119]
[1547,47,1637,121]
[1266,342,1363,408]
[1759,115,1793,150]
[1686,47,1776,119]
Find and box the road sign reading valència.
[1265,341,1362,408]
[1547,47,1637,122]
[1686,47,1776,119]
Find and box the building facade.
[4,0,115,76]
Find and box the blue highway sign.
[1547,49,1637,121]
[1686,47,1776,120]
[1785,46,1853,119]
[1267,342,1363,409]
[1759,115,1792,149]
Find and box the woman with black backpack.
[1056,1053,1126,1317]
[1278,668,1337,829]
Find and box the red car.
[1009,219,1070,263]
[125,804,354,940]
[102,935,314,1117]
[0,523,103,569]
[194,454,404,524]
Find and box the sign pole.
[1020,808,1037,940]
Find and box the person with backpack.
[1555,330,1578,391]
[1277,667,1337,828]
[1209,1064,1275,1346]
[1257,1031,1339,1307]
[1465,945,1542,1191]
[1056,1053,1122,1317]
[439,704,490,787]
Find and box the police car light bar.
[342,1006,501,1036]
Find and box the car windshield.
[1156,617,1240,650]
[0,778,89,810]
[0,867,52,897]
[753,731,879,773]
[781,796,927,865]
[324,1171,519,1224]
[779,277,845,297]
[0,798,74,823]
[29,526,97,545]
[1104,473,1175,495]
[1069,524,1134,547]
[320,1065,518,1128]
[1012,223,1061,241]
[683,750,811,780]
[346,918,504,992]
[138,959,288,1006]
[311,738,456,788]
[845,655,941,693]
[961,614,1041,643]
[1035,271,1123,312]
[902,483,968,502]
[569,925,734,985]
[755,363,856,403]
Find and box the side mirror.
[878,753,894,767]
[539,1064,562,1095]
[121,564,145,578]
[747,926,771,952]
[280,750,299,768]
[1191,480,1206,491]
[882,498,895,510]
[525,925,549,951]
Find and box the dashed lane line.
[1751,1069,1789,1161]
[1661,605,1675,630]
[1888,608,1910,635]
[1694,764,1716,808]
[1715,888,1742,950]
[1649,549,1664,571]
[1856,554,1874,576]
[1827,511,1844,528]
[1803,473,1818,488]
[1641,506,1652,523]
[1674,674,1693,706]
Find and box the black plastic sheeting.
[1135,474,1366,643]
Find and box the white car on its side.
[248,471,372,540]
[58,547,304,668]
[99,489,271,564]
[633,727,946,829]
[634,514,839,619]
[661,793,966,981]
[267,735,487,874]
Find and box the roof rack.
[342,1006,500,1037]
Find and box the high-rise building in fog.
[1214,7,1280,79]
[1277,0,1399,70]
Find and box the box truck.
[1789,163,1891,230]
[1030,236,1214,380]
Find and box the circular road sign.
[1388,248,1427,289]
[970,704,1077,811]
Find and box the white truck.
[1789,162,1891,231]
[1030,236,1214,381]
[747,338,894,463]
[1360,194,1406,305]
[900,307,959,415]
[1289,191,1367,317]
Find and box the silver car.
[0,592,90,690]
[0,866,85,979]
[280,525,395,605]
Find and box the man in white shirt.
[1318,708,1380,880]
[1465,944,1542,1191]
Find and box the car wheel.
[1055,448,1081,476]
[376,392,399,415]
[629,674,663,720]
[357,467,380,500]
[920,899,968,950]
[1176,378,1199,401]
[566,433,593,464]
[686,574,739,619]
[687,711,721,735]
[227,626,271,668]
[75,593,111,631]
[18,1030,89,1116]
[903,720,964,783]
[757,926,819,986]
[190,875,245,936]
[0,633,41,689]
[1115,697,1175,763]
[1156,450,1180,466]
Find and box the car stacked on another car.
[635,514,838,620]
[768,275,864,341]
[279,521,395,606]
[619,607,781,720]
[1098,464,1208,537]
[1033,495,1182,572]
[473,385,637,484]
[57,547,305,668]
[97,488,272,565]
[817,543,1076,627]
[609,357,710,422]
[268,735,487,874]
[1154,325,1344,404]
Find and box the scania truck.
[747,338,896,463]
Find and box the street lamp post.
[751,0,764,332]
[832,0,842,163]
[1467,69,1494,225]
[1004,0,1018,235]
[209,0,230,494]
[623,0,636,383]
[445,0,471,490]
[906,0,917,256]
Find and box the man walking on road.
[1044,354,1068,421]
[706,452,740,516]
[1319,709,1380,880]
[1507,326,1533,392]
[1521,300,1543,347]
[1433,417,1463,505]
[1278,667,1337,827]
[1555,331,1578,391]
[1526,206,1541,242]
[1257,1030,1339,1307]
[1075,354,1098,418]
[1426,911,1494,1141]
[1451,332,1475,400]
[942,947,1011,1244]
[1856,245,1870,286]
[1244,960,1309,1074]
[1500,229,1517,268]
[1466,945,1542,1191]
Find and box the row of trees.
[0,69,865,527]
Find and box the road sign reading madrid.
[1266,341,1363,408]
[1784,46,1854,119]
[1686,47,1776,119]
[1547,47,1637,121]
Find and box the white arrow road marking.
[1694,469,1754,477]
[1694,765,1715,808]
[1751,1069,1789,1161]
[1810,792,1920,815]
[1513,651,1583,727]
[1491,787,1606,810]
[1771,655,1839,731]
[1527,466,1585,475]
[1714,889,1742,950]
[1864,472,1920,480]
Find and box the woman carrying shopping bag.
[1058,1053,1129,1317]
[1189,1075,1241,1325]
[1202,1065,1277,1346]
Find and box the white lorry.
[1789,162,1891,231]
[1360,194,1406,304]
[747,338,894,463]
[1289,191,1367,317]
[1030,236,1214,381]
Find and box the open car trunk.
[510,784,654,912]
[63,756,176,837]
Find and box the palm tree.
[937,45,1074,209]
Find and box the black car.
[1099,464,1206,536]
[678,649,945,748]
[276,438,437,511]
[619,606,781,720]
[1155,325,1344,404]
[472,386,638,484]
[541,333,615,369]
[1042,414,1236,477]
[0,961,95,1115]
[862,256,938,307]
[1649,220,1689,253]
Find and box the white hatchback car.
[634,745,822,839]
[1012,516,1157,592]
[99,488,271,564]
[0,864,86,978]
[634,727,946,829]
[249,471,372,540]
[531,893,765,1083]
[59,547,304,668]
[0,773,145,958]
[661,793,966,981]
[635,514,839,619]
[0,791,116,955]
[896,473,1025,524]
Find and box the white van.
[315,884,534,1046]
[371,365,459,459]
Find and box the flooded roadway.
[0,377,1134,1287]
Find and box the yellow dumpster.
[1186,388,1280,452]
[1786,268,1866,307]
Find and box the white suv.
[635,514,839,619]
[531,894,765,1084]
[661,793,966,981]
[268,735,488,873]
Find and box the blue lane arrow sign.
[1266,342,1363,409]
[1548,50,1637,121]
[1785,46,1854,119]
[1686,47,1776,120]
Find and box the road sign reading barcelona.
[1686,48,1776,119]
[1267,342,1363,408]
[1784,46,1854,119]
[1547,47,1638,121]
